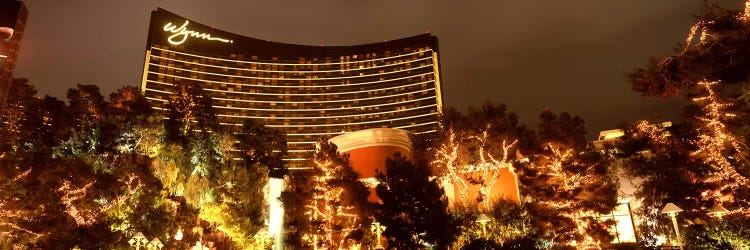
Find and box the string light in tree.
[433,129,470,208]
[0,168,48,241]
[691,80,749,202]
[530,142,602,248]
[466,127,517,210]
[58,174,144,226]
[306,142,360,249]
[433,125,517,211]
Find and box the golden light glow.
[163,20,233,45]
[431,52,445,112]
[58,174,143,226]
[212,96,437,112]
[433,127,517,210]
[148,62,434,81]
[691,81,749,202]
[148,69,433,88]
[0,169,48,241]
[307,143,361,249]
[193,80,435,96]
[532,142,602,248]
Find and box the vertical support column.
[431,51,444,113]
[140,49,152,94]
[268,177,285,250]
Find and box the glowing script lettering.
[163,20,233,45]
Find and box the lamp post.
[146,238,164,250]
[707,204,730,220]
[128,232,149,250]
[370,221,386,249]
[661,203,683,250]
[475,213,491,238]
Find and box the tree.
[375,153,458,249]
[281,170,315,247]
[623,1,750,244]
[615,120,709,245]
[517,110,618,248]
[198,118,288,248]
[627,2,750,98]
[432,103,535,210]
[163,82,218,145]
[307,139,372,249]
[235,118,288,177]
[0,79,72,157]
[688,81,750,204]
[0,79,36,154]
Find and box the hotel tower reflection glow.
[141,9,444,168]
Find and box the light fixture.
[128,232,149,250]
[706,204,730,219]
[476,213,491,238]
[147,238,164,250]
[370,221,386,249]
[661,203,683,250]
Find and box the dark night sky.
[14,0,746,138]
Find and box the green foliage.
[453,199,535,248]
[199,162,268,248]
[0,79,72,157]
[199,203,266,249]
[163,82,218,145]
[281,170,315,247]
[0,79,282,249]
[683,215,750,250]
[235,118,288,177]
[376,153,458,249]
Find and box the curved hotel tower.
[141,9,444,168]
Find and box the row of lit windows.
[144,87,435,105]
[146,79,433,97]
[149,69,434,88]
[148,74,434,92]
[152,46,432,66]
[146,95,436,113]
[149,62,434,81]
[211,104,436,120]
[150,53,432,74]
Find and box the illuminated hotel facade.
[140,9,444,168]
[0,1,27,111]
